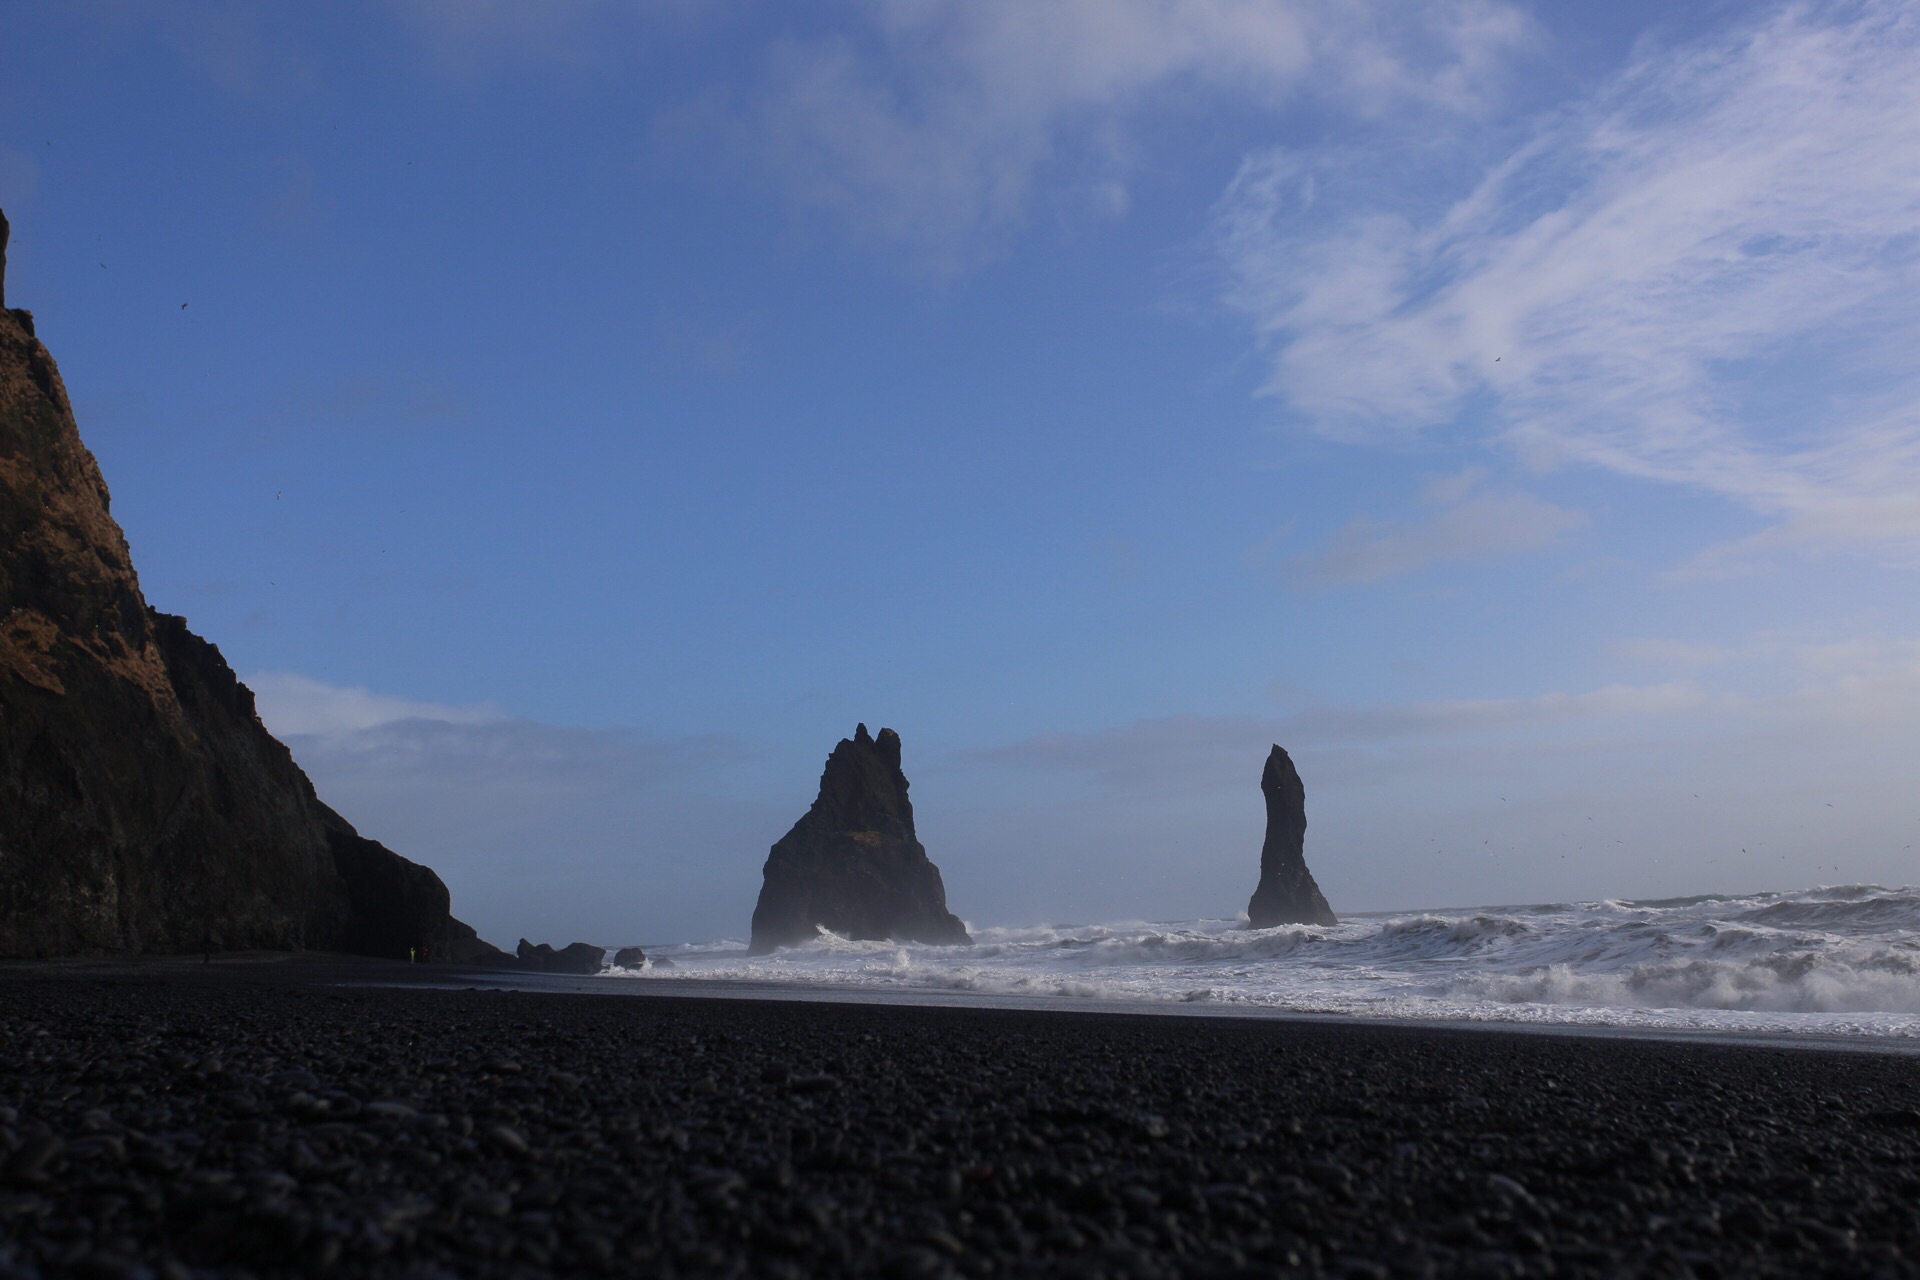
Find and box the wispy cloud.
[1215,0,1920,569]
[723,0,1533,273]
[977,681,1714,800]
[1285,467,1584,583]
[248,671,503,737]
[245,672,757,945]
[1608,637,1737,671]
[246,671,739,798]
[1610,631,1920,710]
[951,631,1920,919]
[984,625,1920,797]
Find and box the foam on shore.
[606,884,1920,1039]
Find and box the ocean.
[607,884,1920,1040]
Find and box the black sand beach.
[3,963,1918,1278]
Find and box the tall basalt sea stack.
[749,724,969,954]
[0,210,499,960]
[1245,744,1337,929]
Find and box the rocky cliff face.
[749,724,969,954]
[0,211,498,960]
[1245,744,1337,929]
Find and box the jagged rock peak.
[1245,744,1337,929]
[852,721,902,768]
[0,215,498,960]
[748,724,969,954]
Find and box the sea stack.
[1245,744,1337,929]
[749,724,969,954]
[0,210,498,960]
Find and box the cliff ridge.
[0,209,498,960]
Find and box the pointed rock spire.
[1245,745,1337,928]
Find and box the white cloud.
[980,679,1713,794]
[243,672,758,947]
[985,627,1920,798]
[247,671,503,737]
[1216,0,1920,567]
[731,0,1534,272]
[1611,631,1920,715]
[281,715,738,800]
[1286,468,1584,583]
[1609,637,1736,670]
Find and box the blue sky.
[4,1,1918,947]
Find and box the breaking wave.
[605,885,1920,1038]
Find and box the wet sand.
[3,958,1917,1277]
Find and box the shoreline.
[9,950,1918,1058]
[442,961,1920,1059]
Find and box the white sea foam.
[603,885,1920,1038]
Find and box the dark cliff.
[749,724,969,954]
[0,211,499,960]
[1244,744,1337,929]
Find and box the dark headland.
[4,961,1918,1278]
[0,209,497,963]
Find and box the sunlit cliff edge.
[0,208,499,960]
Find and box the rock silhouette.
[0,210,498,960]
[1245,745,1337,929]
[749,724,969,954]
[516,939,607,974]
